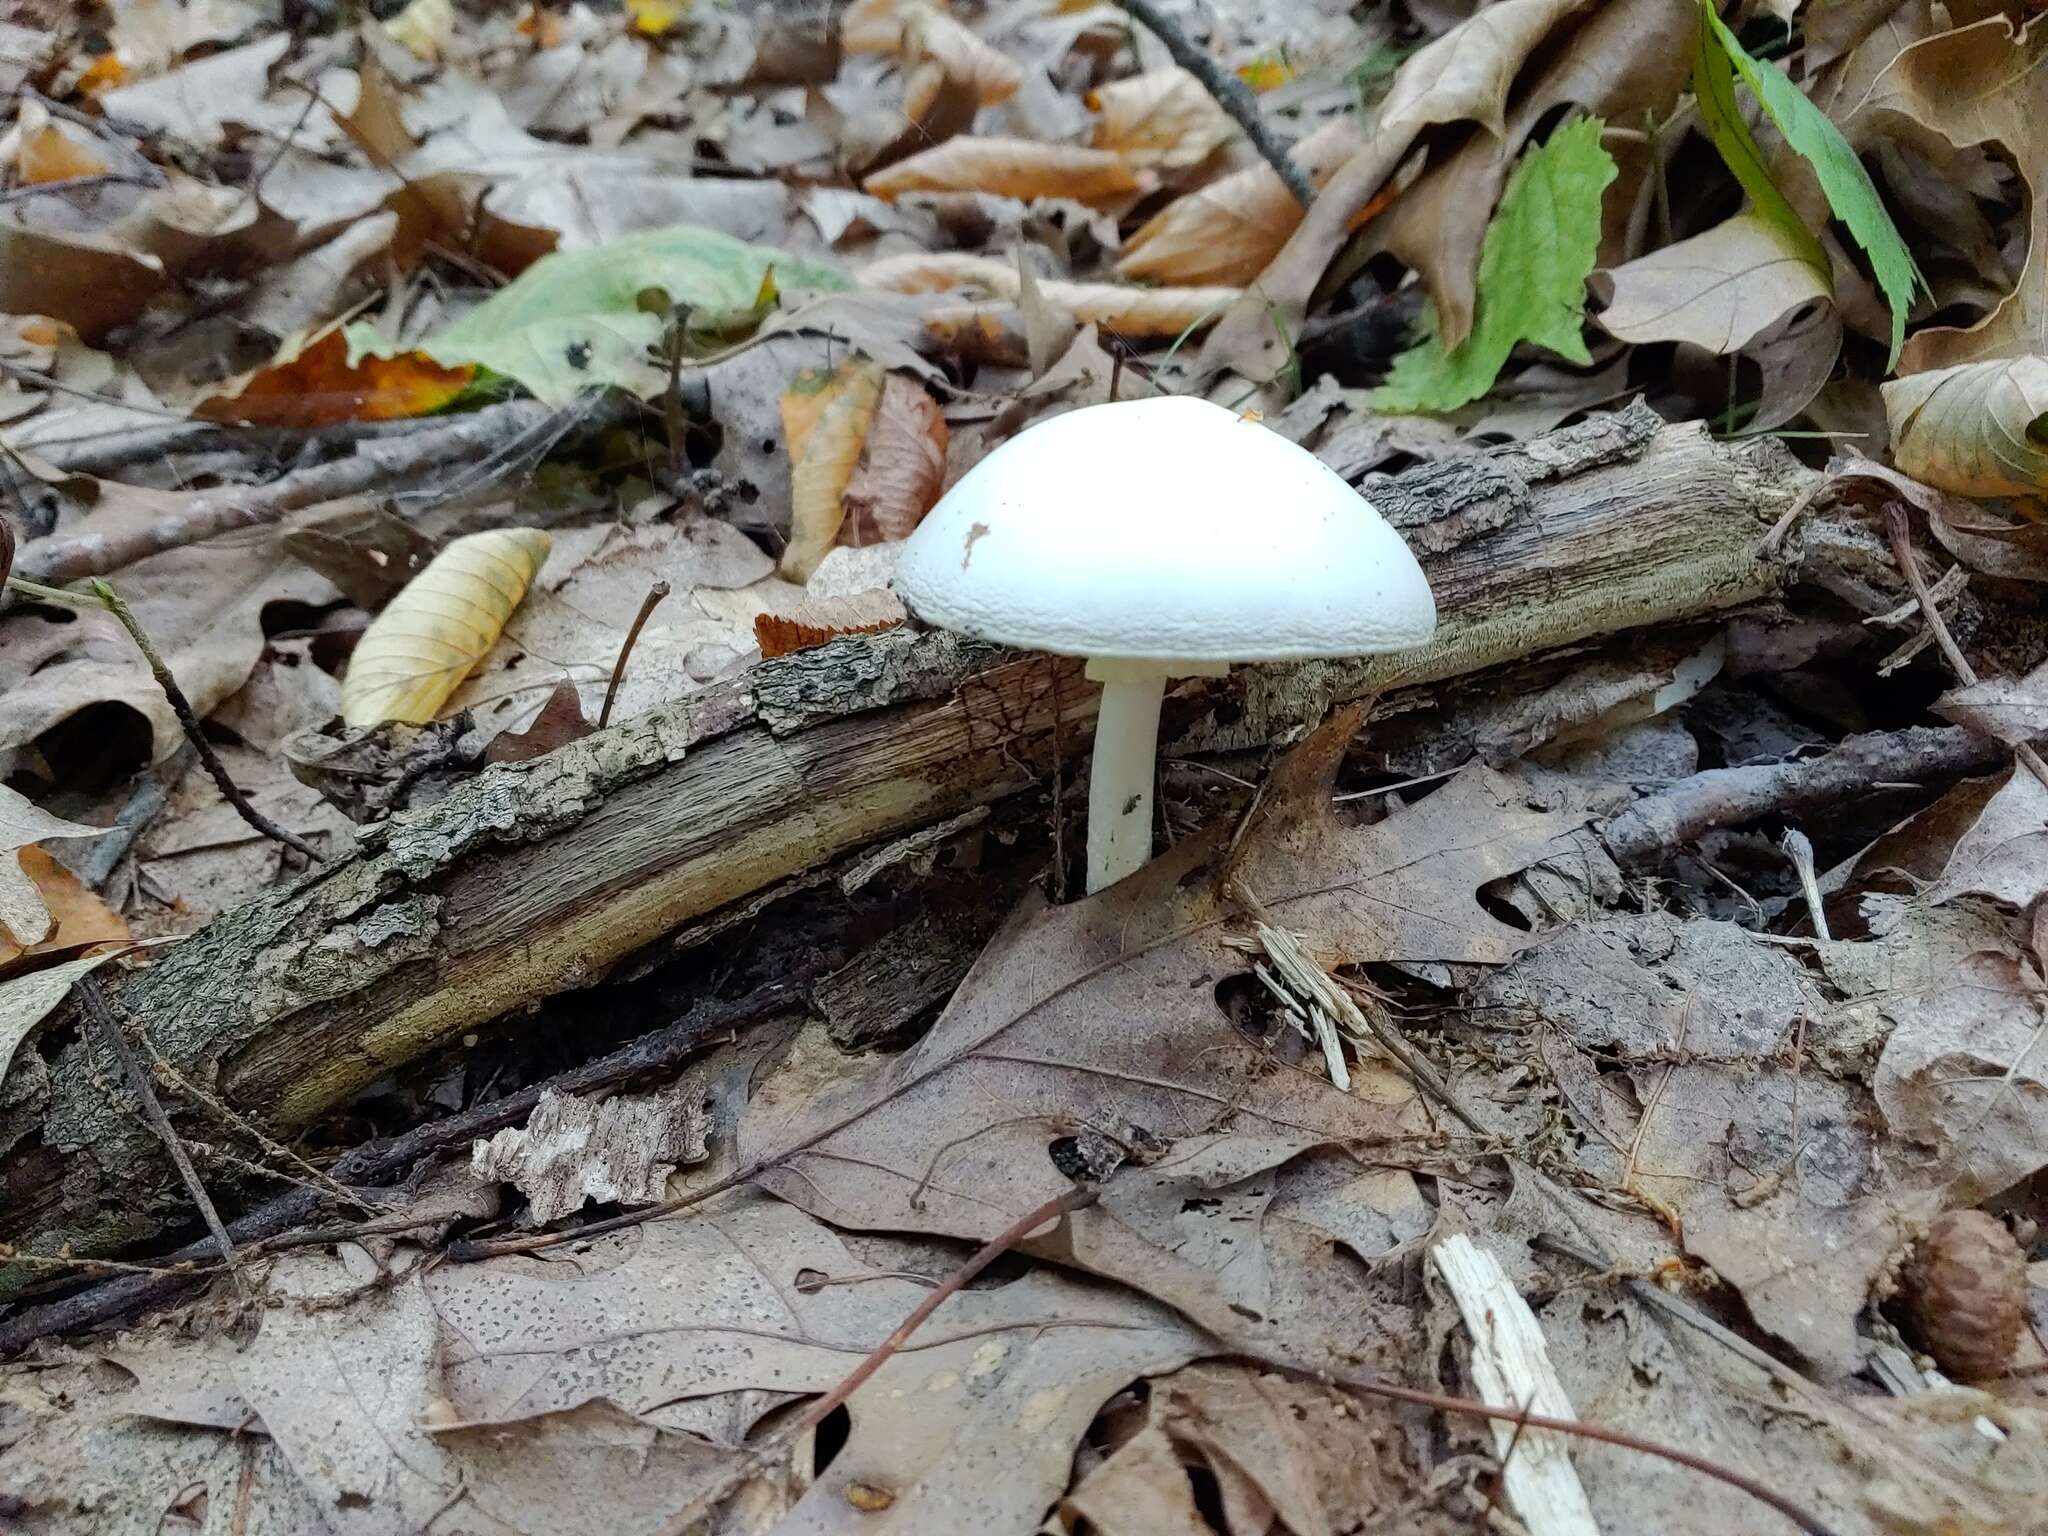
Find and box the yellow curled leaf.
[781,360,884,583]
[342,529,552,727]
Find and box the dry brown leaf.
[843,0,946,52]
[842,373,948,544]
[0,847,128,969]
[1377,0,1595,139]
[781,358,885,582]
[1118,116,1364,287]
[194,321,475,428]
[1087,66,1237,171]
[0,222,165,343]
[1864,16,2048,372]
[742,714,1586,1352]
[1883,357,2048,498]
[1936,660,2048,747]
[905,3,1019,106]
[1874,943,2048,1202]
[1200,0,1691,381]
[865,135,1150,205]
[481,679,595,764]
[11,107,110,184]
[755,591,908,658]
[862,251,1241,336]
[1594,213,1832,354]
[106,0,261,78]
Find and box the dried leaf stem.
[1113,0,1314,208]
[7,575,325,862]
[599,579,670,728]
[1885,506,2048,792]
[75,974,245,1297]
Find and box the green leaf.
[1696,2,1921,369]
[1374,116,1617,413]
[360,225,852,405]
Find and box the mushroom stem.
[1085,661,1168,892]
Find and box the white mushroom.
[894,395,1437,893]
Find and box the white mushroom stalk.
[893,396,1438,894]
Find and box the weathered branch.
[0,405,1815,1292]
[10,396,630,588]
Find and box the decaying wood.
[0,404,1818,1290]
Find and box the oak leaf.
[865,136,1150,205]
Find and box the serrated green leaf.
[359,225,852,405]
[1375,116,1617,413]
[1697,2,1920,369]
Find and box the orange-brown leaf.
[0,848,129,972]
[755,592,908,658]
[905,5,1019,105]
[195,323,475,429]
[865,137,1149,206]
[17,119,111,184]
[1087,67,1236,170]
[781,358,885,582]
[1118,117,1364,286]
[860,252,1241,337]
[842,375,948,544]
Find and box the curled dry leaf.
[904,3,1019,106]
[1593,212,1832,354]
[195,322,475,429]
[0,847,128,968]
[1883,357,2048,499]
[862,251,1241,336]
[1087,66,1238,171]
[1118,116,1364,287]
[755,590,909,657]
[781,358,885,582]
[843,0,940,53]
[10,101,111,183]
[843,372,949,544]
[341,528,553,727]
[865,136,1150,206]
[0,787,111,952]
[1936,659,2048,747]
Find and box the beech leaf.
[1375,116,1615,413]
[864,137,1152,206]
[1594,212,1832,354]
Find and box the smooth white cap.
[893,395,1436,665]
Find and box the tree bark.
[0,404,1816,1291]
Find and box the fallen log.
[0,402,1817,1292]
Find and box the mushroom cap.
[893,395,1436,664]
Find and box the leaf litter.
[0,0,2046,1532]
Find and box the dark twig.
[599,580,671,729]
[790,1185,1097,1440]
[1885,506,2048,793]
[0,979,802,1352]
[10,576,328,862]
[1600,724,2005,865]
[1114,0,1314,207]
[75,976,246,1298]
[10,396,632,587]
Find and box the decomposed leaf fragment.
[341,529,553,727]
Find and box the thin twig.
[1885,506,2048,793]
[599,579,670,729]
[0,978,805,1352]
[788,1185,1097,1439]
[0,170,162,204]
[8,576,326,862]
[75,976,246,1298]
[1114,0,1314,207]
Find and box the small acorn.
[1897,1209,2026,1381]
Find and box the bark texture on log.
[0,406,1816,1290]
